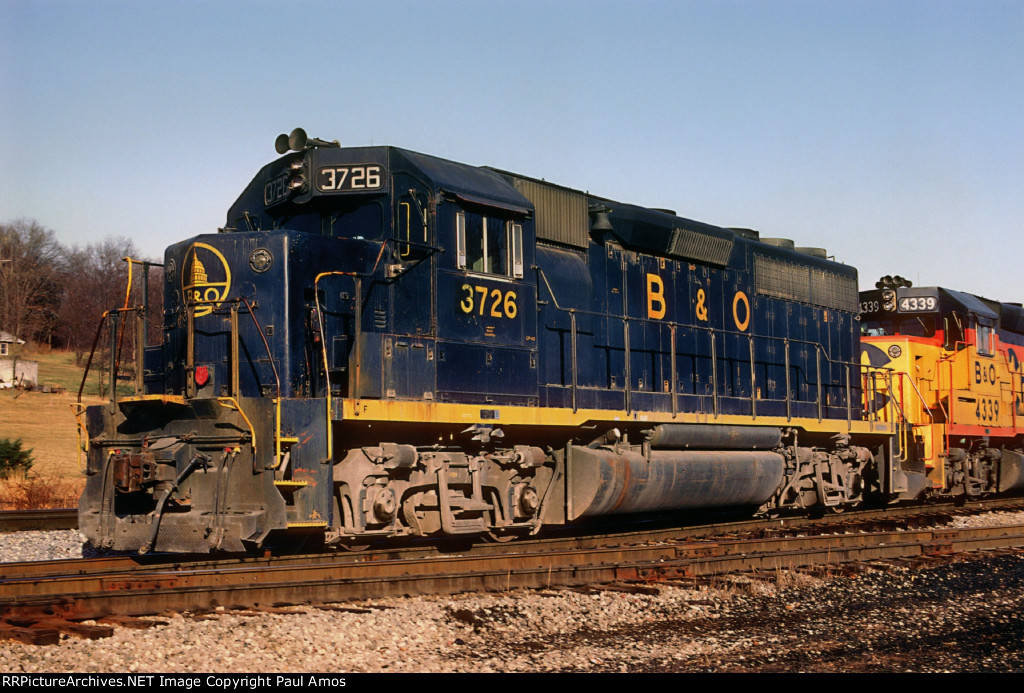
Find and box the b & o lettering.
[732,291,750,332]
[695,288,709,322]
[646,274,666,320]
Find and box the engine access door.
[384,179,436,400]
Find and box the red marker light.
[195,366,210,386]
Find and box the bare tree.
[1,221,163,395]
[0,220,63,354]
[58,237,155,365]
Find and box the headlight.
[882,290,896,311]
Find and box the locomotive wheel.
[327,490,371,550]
[335,539,372,552]
[484,528,528,543]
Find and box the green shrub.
[0,438,34,478]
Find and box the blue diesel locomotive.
[79,129,910,553]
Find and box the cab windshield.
[863,315,937,338]
[276,203,384,240]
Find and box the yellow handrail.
[216,397,257,452]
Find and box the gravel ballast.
[2,514,1024,673]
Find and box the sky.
[2,0,1022,300]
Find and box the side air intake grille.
[668,227,734,265]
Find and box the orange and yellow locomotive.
[860,276,1024,499]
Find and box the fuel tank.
[567,445,785,520]
[998,449,1024,493]
[646,423,782,450]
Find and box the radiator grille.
[510,177,589,248]
[754,255,857,312]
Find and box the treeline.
[0,218,161,363]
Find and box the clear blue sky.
[2,0,1022,300]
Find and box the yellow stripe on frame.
[339,398,892,435]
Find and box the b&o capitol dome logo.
[183,243,232,317]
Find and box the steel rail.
[3,519,1024,626]
[2,496,1021,578]
[0,509,78,533]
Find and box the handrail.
[79,297,280,462]
[77,306,145,405]
[314,271,364,467]
[173,297,275,459]
[74,307,136,471]
[710,330,718,417]
[237,297,283,466]
[71,401,89,472]
[894,370,939,463]
[670,325,678,418]
[898,371,939,424]
[371,236,442,281]
[185,305,195,398]
[120,257,163,393]
[784,338,792,421]
[570,311,578,413]
[308,238,442,462]
[846,364,852,427]
[534,265,885,424]
[861,365,937,462]
[77,312,108,404]
[749,334,756,419]
[816,348,823,422]
[76,257,169,406]
[135,302,146,394]
[623,317,631,414]
[230,303,240,396]
[216,397,257,452]
[935,353,958,463]
[109,312,120,406]
[1000,349,1020,431]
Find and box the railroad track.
[0,495,1016,537]
[0,508,77,533]
[2,499,1024,643]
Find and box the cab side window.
[456,211,523,278]
[397,196,429,261]
[976,322,995,356]
[944,311,965,350]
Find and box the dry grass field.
[0,348,103,507]
[0,390,93,478]
[0,390,90,508]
